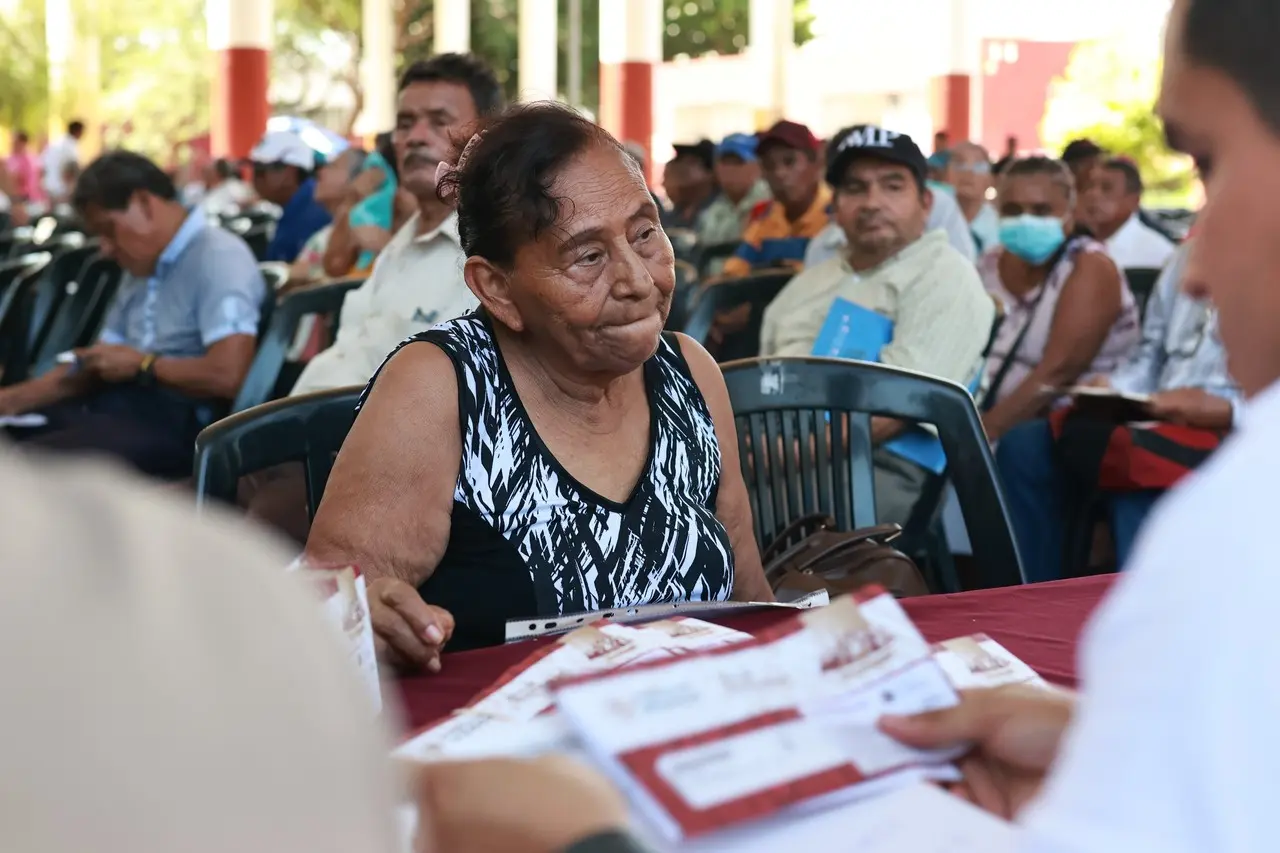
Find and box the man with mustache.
[759,126,993,524]
[289,53,503,396]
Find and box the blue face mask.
[927,179,955,197]
[998,214,1066,264]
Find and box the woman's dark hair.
[374,131,397,180]
[1001,156,1076,208]
[72,150,177,212]
[436,102,628,265]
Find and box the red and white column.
[207,0,273,159]
[933,0,976,143]
[599,0,661,168]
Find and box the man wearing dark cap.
[759,125,994,524]
[697,133,772,246]
[660,139,718,233]
[721,119,830,277]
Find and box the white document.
[674,782,1017,853]
[554,591,962,843]
[932,634,1048,691]
[309,566,382,713]
[0,413,48,428]
[504,590,829,642]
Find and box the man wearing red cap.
[721,120,830,277]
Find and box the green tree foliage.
[1041,38,1194,202]
[0,0,50,137]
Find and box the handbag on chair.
[761,515,931,600]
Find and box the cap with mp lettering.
[825,125,928,188]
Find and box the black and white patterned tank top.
[360,312,734,649]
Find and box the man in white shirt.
[40,119,83,202]
[290,53,503,396]
[1081,156,1177,270]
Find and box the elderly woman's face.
[509,143,674,374]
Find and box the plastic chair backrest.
[0,252,53,384]
[719,357,1024,589]
[681,269,793,361]
[29,254,123,375]
[27,238,95,351]
[232,277,366,412]
[194,385,363,518]
[1125,267,1162,319]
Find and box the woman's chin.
[595,314,665,368]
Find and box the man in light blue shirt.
[0,150,264,478]
[996,241,1239,579]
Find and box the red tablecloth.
[394,575,1116,732]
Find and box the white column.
[434,0,471,54]
[359,0,396,136]
[599,0,662,172]
[518,0,559,101]
[749,0,793,123]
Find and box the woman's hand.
[879,685,1075,820]
[368,577,455,674]
[415,756,630,853]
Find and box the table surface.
[394,575,1117,733]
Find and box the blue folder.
[811,298,975,475]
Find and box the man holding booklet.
[997,241,1239,580]
[758,125,994,524]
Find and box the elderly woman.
[304,103,772,668]
[980,156,1140,441]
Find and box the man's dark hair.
[1104,157,1144,195]
[68,120,85,138]
[1002,156,1077,206]
[213,158,238,180]
[1182,0,1280,134]
[436,102,624,266]
[72,150,177,212]
[1061,138,1104,165]
[15,130,28,145]
[397,53,505,118]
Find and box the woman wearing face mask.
[978,157,1140,441]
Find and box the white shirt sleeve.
[928,191,978,263]
[1016,420,1280,853]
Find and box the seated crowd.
[0,49,1225,653]
[10,1,1280,850]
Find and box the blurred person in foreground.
[304,102,772,664]
[0,151,262,479]
[697,132,772,246]
[979,157,1140,442]
[997,240,1239,580]
[250,130,333,263]
[760,125,993,524]
[948,141,1001,252]
[414,6,1280,847]
[0,444,403,853]
[720,119,830,276]
[1080,156,1178,269]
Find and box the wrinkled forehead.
[1002,171,1068,204]
[538,142,655,236]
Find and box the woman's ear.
[464,256,525,333]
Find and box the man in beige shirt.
[760,125,994,523]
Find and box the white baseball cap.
[249,130,319,170]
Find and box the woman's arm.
[674,333,775,602]
[322,202,360,279]
[984,252,1125,440]
[304,343,463,670]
